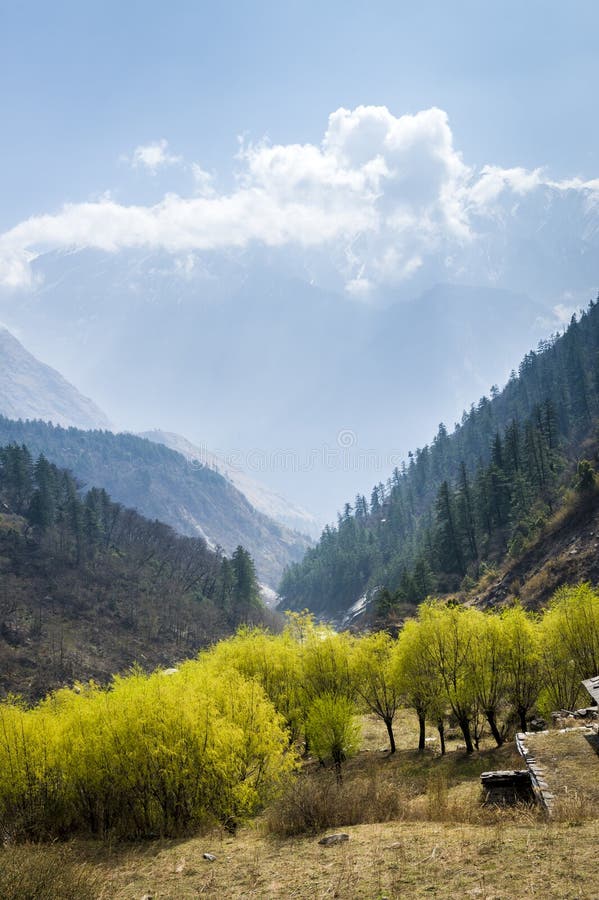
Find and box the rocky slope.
[476,489,599,610]
[0,327,111,430]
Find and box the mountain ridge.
[139,429,322,539]
[0,417,310,590]
[0,444,274,699]
[0,329,313,589]
[0,326,111,430]
[0,249,561,518]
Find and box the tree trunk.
[418,711,426,751]
[384,716,396,754]
[334,755,343,784]
[458,717,474,753]
[437,720,446,756]
[486,708,504,746]
[518,707,528,733]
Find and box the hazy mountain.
[139,429,322,539]
[0,326,111,430]
[0,248,568,519]
[0,329,314,584]
[0,417,311,590]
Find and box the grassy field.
[2,712,598,899]
[79,818,597,899]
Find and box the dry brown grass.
[0,843,102,899]
[522,727,599,818]
[518,549,576,603]
[264,763,409,836]
[75,817,599,899]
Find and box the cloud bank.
[1,105,598,293]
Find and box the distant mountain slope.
[0,444,272,699]
[140,429,321,539]
[0,327,111,430]
[0,417,310,590]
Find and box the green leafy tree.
[501,605,542,732]
[350,631,401,753]
[417,602,478,753]
[231,545,261,617]
[539,584,599,712]
[574,459,597,493]
[393,617,446,752]
[301,628,355,702]
[305,693,360,782]
[469,611,509,746]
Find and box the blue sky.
[2,0,598,231]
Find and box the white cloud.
[467,165,544,212]
[345,273,373,298]
[0,248,40,289]
[190,163,215,196]
[552,302,578,325]
[1,106,598,293]
[129,139,182,173]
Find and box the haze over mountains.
[139,429,321,539]
[0,252,577,520]
[2,104,598,520]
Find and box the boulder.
[318,833,350,846]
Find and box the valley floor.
[3,713,597,899]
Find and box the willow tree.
[351,631,401,753]
[305,693,360,782]
[469,611,509,746]
[417,602,478,753]
[539,583,599,712]
[501,604,542,732]
[393,617,447,752]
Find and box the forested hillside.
[0,419,310,589]
[0,444,271,698]
[279,296,599,617]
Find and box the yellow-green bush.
[0,660,295,839]
[538,582,599,713]
[305,693,361,780]
[204,626,304,742]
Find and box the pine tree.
[435,481,465,577]
[231,546,261,616]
